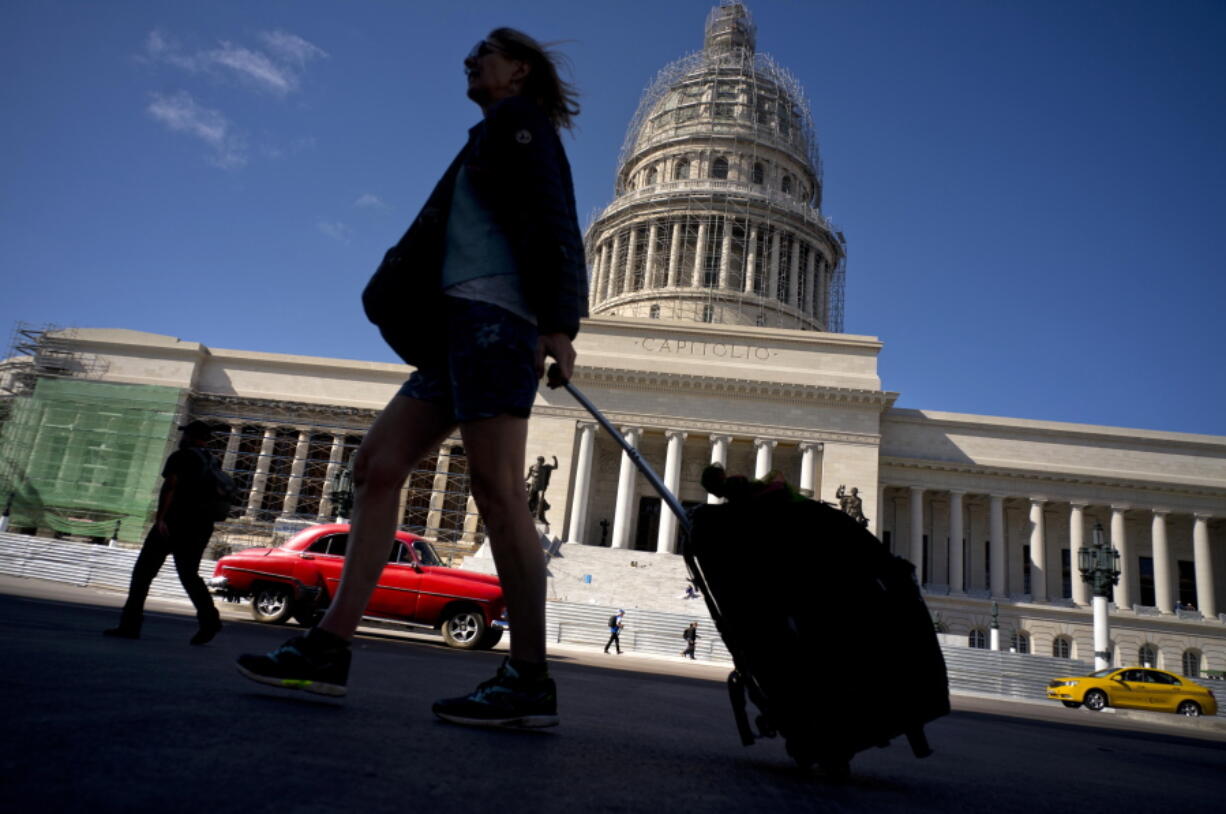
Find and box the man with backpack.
[681,621,699,659]
[604,609,625,654]
[104,420,229,645]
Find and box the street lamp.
[1078,523,1120,671]
[989,601,1001,651]
[331,464,355,523]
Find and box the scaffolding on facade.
[0,326,485,557]
[587,2,846,334]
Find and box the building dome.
[586,2,845,332]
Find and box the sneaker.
[103,626,140,640]
[190,617,222,646]
[432,658,558,729]
[235,631,350,697]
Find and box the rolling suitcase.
[559,371,950,778]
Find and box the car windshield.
[1087,668,1117,678]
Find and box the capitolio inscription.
[637,337,777,360]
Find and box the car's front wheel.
[1083,689,1108,712]
[1061,701,1081,709]
[250,584,293,624]
[1177,700,1202,717]
[441,607,486,649]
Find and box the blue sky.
[3,1,1224,435]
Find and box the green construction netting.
[0,378,181,542]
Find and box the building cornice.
[880,455,1226,501]
[576,364,897,409]
[532,401,880,447]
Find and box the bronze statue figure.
[525,455,558,523]
[835,484,869,527]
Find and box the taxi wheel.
[250,585,293,624]
[1083,689,1108,711]
[1061,701,1081,709]
[1177,700,1202,717]
[442,608,486,649]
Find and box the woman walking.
[237,27,586,730]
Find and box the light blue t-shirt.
[441,165,535,324]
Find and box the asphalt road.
[4,577,1224,814]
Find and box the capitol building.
[1,4,1223,676]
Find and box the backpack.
[608,615,619,629]
[193,448,239,521]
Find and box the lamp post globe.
[1078,522,1120,671]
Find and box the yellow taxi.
[1047,666,1217,717]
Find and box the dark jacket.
[364,96,588,366]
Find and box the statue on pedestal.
[835,484,869,527]
[525,455,558,524]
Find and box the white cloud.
[353,193,387,210]
[260,30,328,67]
[317,219,352,242]
[207,42,296,95]
[147,91,246,169]
[141,28,326,97]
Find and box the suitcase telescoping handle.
[551,365,692,537]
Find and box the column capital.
[1068,500,1090,510]
[988,493,1007,501]
[798,441,823,454]
[664,429,688,442]
[575,420,597,432]
[1029,496,1047,507]
[708,434,732,446]
[1110,504,1131,513]
[620,426,642,441]
[1194,512,1214,522]
[948,489,966,497]
[753,438,777,450]
[910,485,925,495]
[1150,507,1171,517]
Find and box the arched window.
[1010,633,1030,655]
[674,159,690,180]
[710,156,729,180]
[969,629,987,649]
[646,165,658,186]
[648,304,660,319]
[1052,637,1071,658]
[1182,650,1201,677]
[1139,644,1157,668]
[781,175,794,195]
[752,162,765,185]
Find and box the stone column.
[594,243,609,307]
[221,426,240,473]
[656,430,686,554]
[691,221,708,287]
[744,224,758,293]
[606,231,621,299]
[949,491,965,595]
[767,230,781,300]
[566,422,596,544]
[1193,513,1216,618]
[787,235,800,308]
[610,427,642,550]
[462,496,482,543]
[624,226,639,291]
[909,487,925,580]
[1028,498,1047,601]
[753,438,776,479]
[245,426,278,517]
[667,222,682,288]
[797,442,820,498]
[426,445,454,537]
[1152,509,1174,615]
[1111,506,1131,610]
[989,494,1006,599]
[804,245,817,316]
[319,433,346,519]
[718,221,733,289]
[280,429,312,517]
[1070,502,1089,606]
[644,223,658,288]
[708,435,731,504]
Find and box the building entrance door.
[634,496,659,551]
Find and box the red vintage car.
[206,524,506,650]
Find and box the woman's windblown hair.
[488,27,580,131]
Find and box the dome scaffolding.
[587,1,845,333]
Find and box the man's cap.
[618,609,624,614]
[179,419,219,436]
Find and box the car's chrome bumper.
[205,576,229,591]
